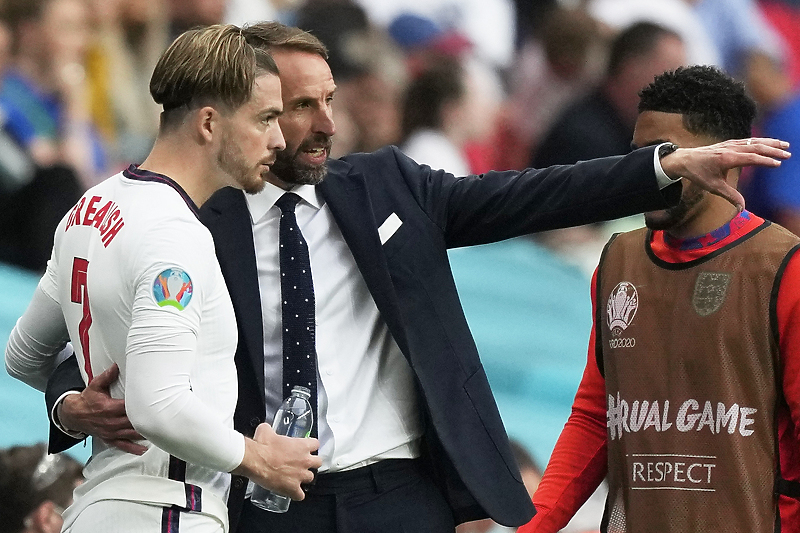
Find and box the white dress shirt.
[245,183,422,473]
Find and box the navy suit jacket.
[46,145,679,529]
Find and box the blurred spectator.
[401,59,471,174]
[692,0,785,77]
[760,0,800,88]
[511,0,559,45]
[456,440,542,533]
[0,443,83,533]
[0,8,83,272]
[167,0,225,37]
[84,0,168,167]
[689,0,792,128]
[296,1,407,156]
[387,12,473,78]
[587,0,720,66]
[530,22,686,275]
[0,0,108,188]
[740,55,800,235]
[354,0,517,70]
[532,21,685,167]
[499,6,604,170]
[388,12,504,173]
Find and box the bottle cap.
[290,385,311,399]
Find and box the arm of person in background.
[776,247,800,528]
[519,270,610,533]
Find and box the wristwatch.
[658,142,679,159]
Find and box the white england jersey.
[39,166,243,531]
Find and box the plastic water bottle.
[250,386,313,513]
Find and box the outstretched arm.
[659,137,790,210]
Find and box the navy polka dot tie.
[276,192,317,438]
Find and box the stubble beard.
[644,186,705,231]
[218,136,266,195]
[270,134,331,186]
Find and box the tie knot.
[276,192,301,213]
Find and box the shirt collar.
[244,182,323,224]
[662,210,753,251]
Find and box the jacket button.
[250,417,260,428]
[233,478,244,489]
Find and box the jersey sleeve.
[521,269,609,533]
[4,284,70,391]
[123,220,245,473]
[776,247,800,530]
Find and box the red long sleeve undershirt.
[520,212,800,533]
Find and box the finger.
[99,403,128,418]
[287,485,305,501]
[731,139,790,160]
[741,137,789,149]
[253,423,275,441]
[104,438,148,455]
[308,455,323,469]
[301,469,316,484]
[95,417,136,433]
[89,363,120,390]
[716,183,746,211]
[731,151,787,167]
[106,427,144,441]
[305,437,320,452]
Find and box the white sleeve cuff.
[51,390,88,440]
[654,142,681,189]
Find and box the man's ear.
[194,106,220,144]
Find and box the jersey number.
[70,257,94,382]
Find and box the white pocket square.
[378,212,402,244]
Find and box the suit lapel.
[200,188,266,397]
[319,165,410,355]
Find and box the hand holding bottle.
[232,421,320,502]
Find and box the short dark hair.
[638,65,756,141]
[150,24,279,128]
[401,59,465,140]
[608,22,681,77]
[0,443,83,533]
[242,21,329,59]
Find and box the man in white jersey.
[4,24,321,532]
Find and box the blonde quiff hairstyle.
[150,24,279,128]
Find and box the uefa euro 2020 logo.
[153,268,193,311]
[607,281,638,336]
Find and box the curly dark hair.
[638,65,756,141]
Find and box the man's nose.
[313,105,335,137]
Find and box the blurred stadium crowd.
[2,0,800,530]
[1,0,799,273]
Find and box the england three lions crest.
[607,282,638,335]
[693,272,731,316]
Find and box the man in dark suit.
[43,22,790,533]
